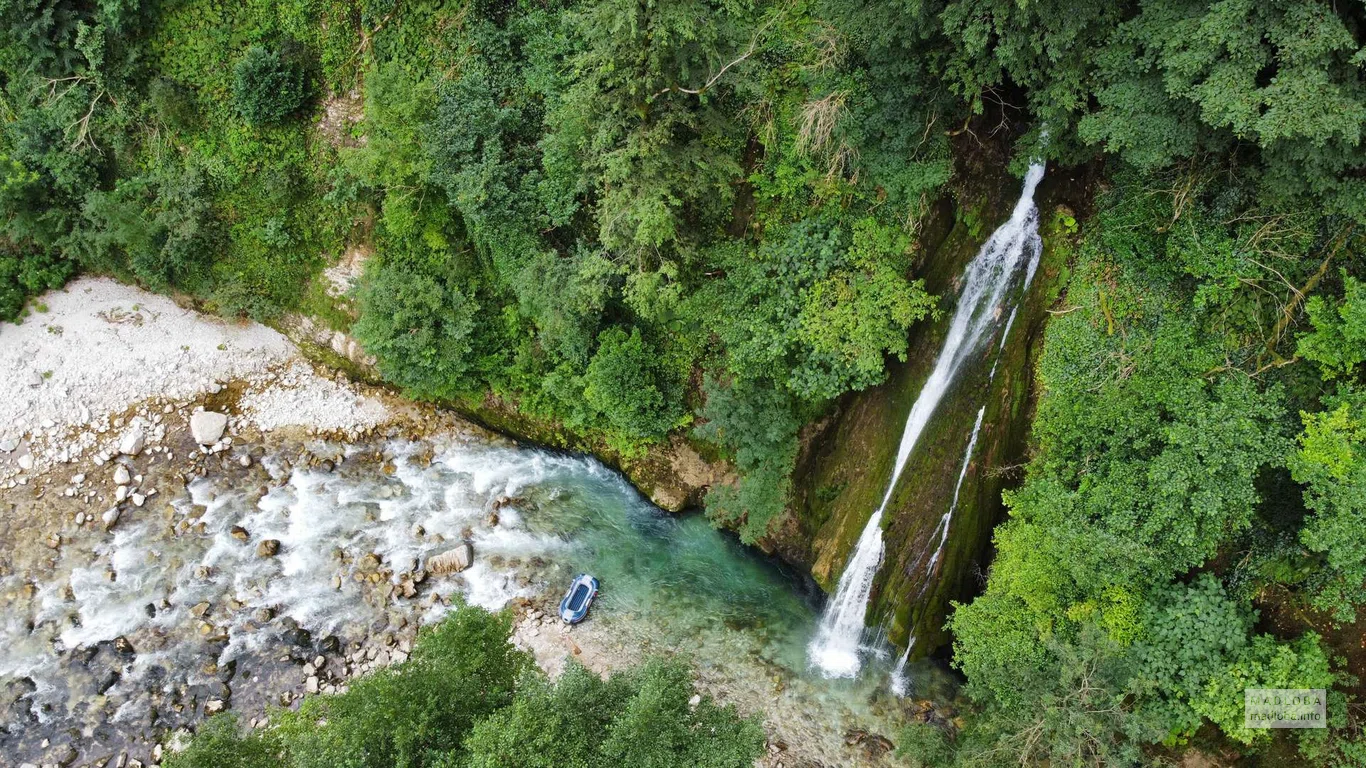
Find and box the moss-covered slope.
[780,172,1078,655]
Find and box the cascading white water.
[921,406,986,580]
[889,634,916,697]
[807,162,1046,678]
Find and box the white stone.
[115,486,129,502]
[131,493,145,507]
[113,465,131,485]
[17,454,34,471]
[118,428,145,456]
[190,411,228,445]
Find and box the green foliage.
[950,628,1155,768]
[546,0,752,263]
[894,723,955,768]
[952,245,1288,702]
[1289,392,1366,622]
[274,606,527,768]
[163,714,283,768]
[465,659,764,768]
[0,246,75,320]
[351,261,483,401]
[583,326,687,444]
[949,169,1351,757]
[695,375,801,542]
[233,45,308,126]
[167,606,761,768]
[702,217,935,402]
[1299,274,1366,379]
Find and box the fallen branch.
[651,10,785,101]
[1260,223,1356,361]
[68,90,105,151]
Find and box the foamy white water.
[889,635,916,697]
[807,163,1045,678]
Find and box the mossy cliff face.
[777,173,1076,656]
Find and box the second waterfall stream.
[807,162,1047,678]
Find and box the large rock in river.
[190,410,228,445]
[426,543,473,575]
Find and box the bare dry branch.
[651,9,786,101]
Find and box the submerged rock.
[256,539,280,558]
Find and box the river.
[0,428,957,766]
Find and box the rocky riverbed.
[0,279,953,768]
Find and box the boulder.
[256,539,280,557]
[95,670,120,695]
[230,526,250,542]
[425,543,473,575]
[190,411,228,445]
[113,465,131,485]
[48,743,77,767]
[118,428,145,456]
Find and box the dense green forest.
[4,0,1366,764]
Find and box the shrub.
[583,326,685,443]
[351,260,483,400]
[233,45,307,126]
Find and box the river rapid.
[1,420,957,767]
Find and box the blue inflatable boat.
[558,573,599,624]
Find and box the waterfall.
[889,635,916,697]
[920,406,986,581]
[807,162,1045,678]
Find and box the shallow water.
[1,433,953,764]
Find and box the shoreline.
[0,278,913,768]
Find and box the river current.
[0,431,954,765]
